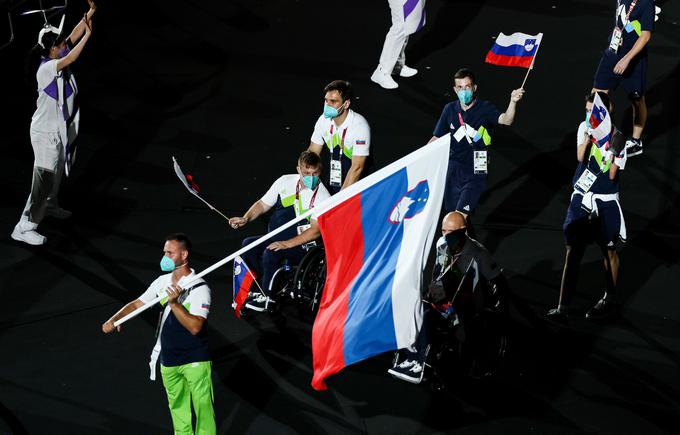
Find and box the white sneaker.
[371,68,398,89]
[11,223,46,246]
[46,207,72,219]
[399,65,418,77]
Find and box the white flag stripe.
[391,143,449,349]
[495,32,543,48]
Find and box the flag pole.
[173,157,230,222]
[118,139,453,328]
[520,34,543,89]
[113,206,316,327]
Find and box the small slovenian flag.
[485,32,543,69]
[589,93,612,148]
[173,156,201,195]
[232,256,259,318]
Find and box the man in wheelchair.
[388,211,510,385]
[229,151,331,312]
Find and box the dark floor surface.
[1,0,680,434]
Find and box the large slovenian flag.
[403,0,427,35]
[309,136,450,391]
[589,93,612,148]
[485,32,543,68]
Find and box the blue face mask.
[585,111,592,128]
[323,103,344,119]
[302,175,320,190]
[160,256,176,272]
[456,89,474,105]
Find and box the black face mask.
[444,228,466,252]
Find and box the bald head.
[441,212,466,235]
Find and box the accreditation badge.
[609,27,623,53]
[297,224,317,249]
[473,150,488,174]
[330,159,342,187]
[575,168,597,193]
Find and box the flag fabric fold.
[589,93,612,148]
[485,32,543,68]
[310,136,450,391]
[232,256,260,318]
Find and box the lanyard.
[617,0,638,26]
[295,181,319,218]
[457,111,473,145]
[329,124,348,160]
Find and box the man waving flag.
[485,32,543,69]
[310,136,450,391]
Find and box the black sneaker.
[625,138,643,157]
[388,350,425,384]
[585,298,619,321]
[245,293,275,312]
[388,358,425,384]
[546,306,569,325]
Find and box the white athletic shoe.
[45,206,72,219]
[11,222,46,246]
[399,65,418,77]
[371,68,399,89]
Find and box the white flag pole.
[116,138,452,327]
[520,33,543,89]
[113,207,316,327]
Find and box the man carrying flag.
[428,68,525,219]
[547,92,628,324]
[101,233,216,434]
[228,151,330,312]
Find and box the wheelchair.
[243,244,327,320]
[424,269,510,390]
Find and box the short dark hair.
[166,233,192,255]
[298,150,322,169]
[586,91,612,111]
[323,80,353,102]
[453,68,476,85]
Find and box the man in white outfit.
[371,0,427,89]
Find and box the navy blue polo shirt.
[433,99,501,179]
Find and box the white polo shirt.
[261,174,331,216]
[310,109,371,160]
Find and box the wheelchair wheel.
[292,246,326,317]
[269,263,294,303]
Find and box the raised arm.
[498,88,525,126]
[57,14,92,72]
[68,0,96,44]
